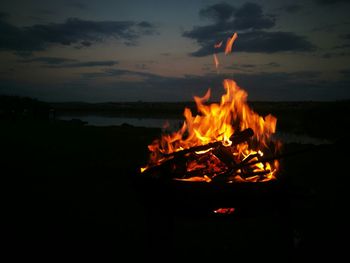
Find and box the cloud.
[183,2,314,56]
[333,44,350,49]
[49,60,119,68]
[0,17,157,54]
[187,30,316,57]
[266,62,280,67]
[340,33,350,40]
[81,68,157,79]
[18,57,119,68]
[233,2,276,30]
[68,1,88,9]
[314,0,350,5]
[332,34,350,50]
[339,69,350,75]
[135,63,149,70]
[0,12,10,20]
[279,4,303,14]
[321,51,350,58]
[199,2,236,22]
[226,61,281,71]
[197,2,275,30]
[311,22,350,33]
[36,9,57,15]
[19,57,77,65]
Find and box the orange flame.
[142,79,280,182]
[213,53,219,69]
[225,32,238,55]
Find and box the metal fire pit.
[134,171,288,217]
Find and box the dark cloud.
[340,33,350,39]
[36,9,57,15]
[331,34,350,50]
[19,57,77,64]
[233,2,276,30]
[0,12,10,20]
[183,2,314,56]
[322,53,333,58]
[18,57,118,68]
[187,30,316,57]
[266,62,280,67]
[279,4,303,14]
[68,1,88,9]
[81,40,92,47]
[183,24,223,43]
[0,17,157,54]
[333,43,350,49]
[197,2,275,30]
[311,22,350,33]
[226,61,281,71]
[49,60,119,68]
[138,21,153,28]
[321,51,350,58]
[339,69,350,75]
[135,63,149,70]
[81,68,157,79]
[199,2,235,22]
[239,64,256,68]
[314,0,350,4]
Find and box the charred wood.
[163,128,254,159]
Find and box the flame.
[225,32,238,55]
[213,54,219,69]
[214,41,223,49]
[142,79,281,183]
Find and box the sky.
[0,0,350,102]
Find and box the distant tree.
[0,95,50,121]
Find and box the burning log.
[212,145,236,168]
[230,128,254,145]
[143,128,256,181]
[163,128,254,159]
[239,170,271,179]
[141,78,281,184]
[163,141,221,159]
[241,153,261,165]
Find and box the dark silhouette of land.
[2,96,349,261]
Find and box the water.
[58,114,183,129]
[58,114,331,145]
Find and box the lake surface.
[58,114,183,129]
[58,114,331,145]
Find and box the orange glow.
[142,79,281,183]
[214,41,223,48]
[225,32,238,55]
[213,208,235,214]
[175,175,212,183]
[213,53,219,69]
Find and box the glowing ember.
[214,40,223,49]
[213,53,219,69]
[225,32,238,55]
[213,208,235,214]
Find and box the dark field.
[2,101,350,261]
